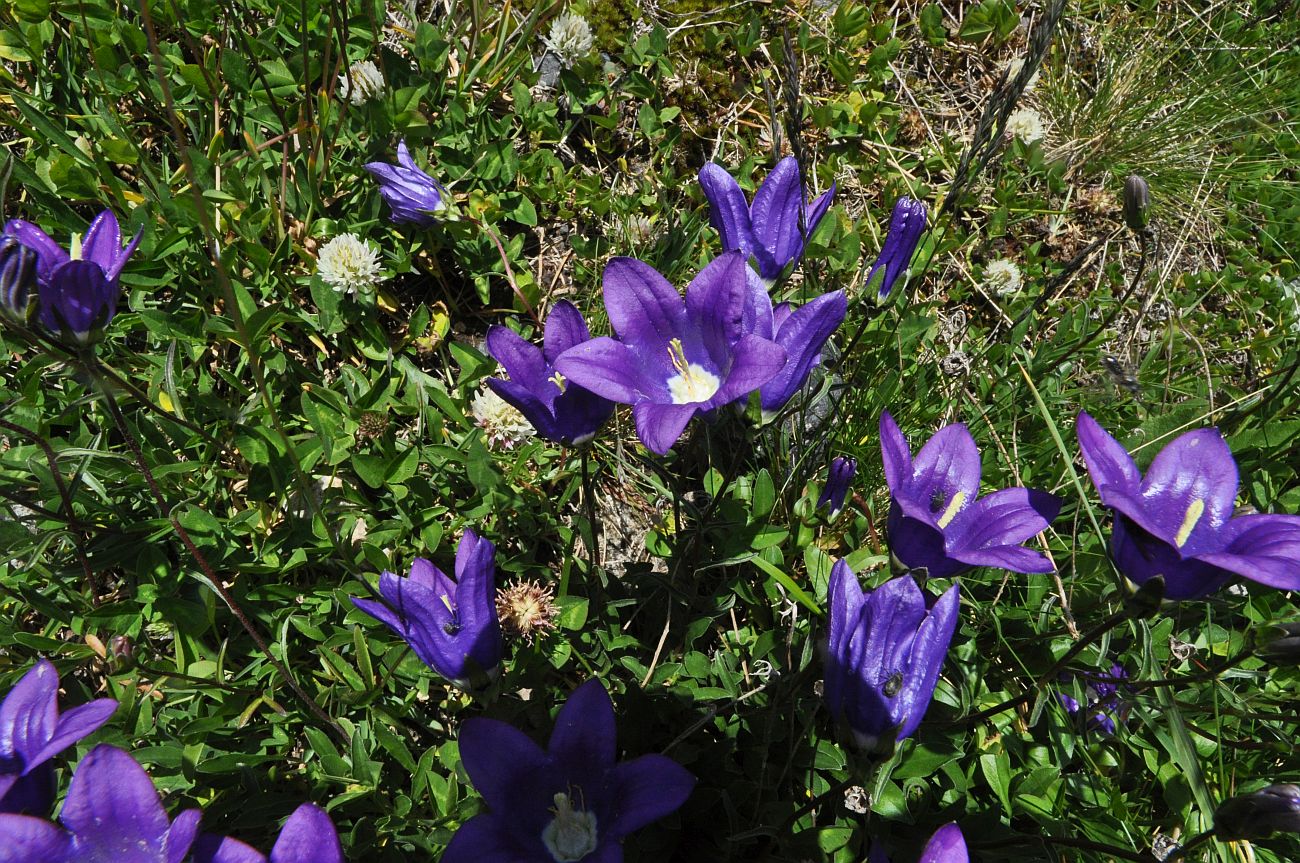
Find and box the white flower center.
[665,338,720,404]
[541,792,599,862]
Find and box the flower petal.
[164,809,202,863]
[190,835,268,863]
[79,211,122,274]
[22,698,117,771]
[698,163,754,256]
[543,300,593,361]
[879,411,913,493]
[486,325,549,394]
[548,680,616,782]
[555,337,662,404]
[2,220,67,285]
[270,804,342,863]
[892,582,960,742]
[604,754,695,838]
[486,378,559,442]
[685,252,749,356]
[824,559,866,718]
[441,814,533,863]
[632,402,697,455]
[1196,513,1300,591]
[950,544,1056,574]
[61,745,169,861]
[0,660,58,765]
[602,257,686,349]
[759,290,846,412]
[0,813,69,863]
[710,334,787,407]
[1075,412,1141,493]
[945,487,1060,555]
[919,822,969,863]
[38,260,116,341]
[749,157,802,265]
[457,718,548,814]
[1137,428,1238,547]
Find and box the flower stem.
[579,446,601,569]
[86,357,347,742]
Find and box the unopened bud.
[1215,784,1300,841]
[1256,621,1300,666]
[1123,175,1150,233]
[0,235,39,324]
[109,635,135,670]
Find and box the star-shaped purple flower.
[881,410,1061,579]
[1077,412,1300,599]
[2,210,141,344]
[867,196,927,300]
[351,530,503,688]
[0,744,202,863]
[1,659,117,815]
[363,140,448,226]
[824,561,960,753]
[698,156,835,286]
[190,803,344,863]
[554,253,787,455]
[486,301,615,446]
[443,678,694,862]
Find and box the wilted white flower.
[471,386,535,450]
[999,57,1040,91]
[544,11,594,68]
[1006,107,1046,144]
[317,233,385,294]
[984,258,1024,296]
[338,60,385,106]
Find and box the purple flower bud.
[1215,784,1300,841]
[817,456,857,518]
[363,140,448,226]
[1123,174,1150,232]
[0,235,38,323]
[867,196,928,300]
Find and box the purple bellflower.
[867,197,928,300]
[190,803,344,863]
[881,410,1061,579]
[698,156,835,286]
[1,659,117,815]
[1215,784,1300,841]
[486,301,615,446]
[443,678,695,863]
[554,253,787,455]
[1057,662,1130,736]
[351,529,503,688]
[0,235,39,323]
[824,560,960,753]
[868,822,968,863]
[742,269,846,414]
[1077,412,1300,599]
[2,210,141,344]
[0,744,202,863]
[817,456,857,519]
[363,140,448,225]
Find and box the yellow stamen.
[1174,498,1205,548]
[665,337,721,404]
[937,490,967,529]
[69,233,83,261]
[668,338,693,381]
[549,371,567,393]
[439,593,455,614]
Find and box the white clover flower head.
[471,386,535,450]
[544,11,594,69]
[1006,107,1046,144]
[317,233,385,294]
[984,258,1024,296]
[338,60,385,106]
[999,57,1040,91]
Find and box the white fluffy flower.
[317,233,385,294]
[999,57,1040,91]
[338,60,385,106]
[1006,107,1046,144]
[471,387,535,450]
[544,11,594,68]
[984,258,1024,296]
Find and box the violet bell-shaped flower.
[823,560,960,753]
[869,822,968,863]
[190,803,344,863]
[363,140,448,226]
[881,410,1061,579]
[817,456,857,519]
[554,253,787,455]
[1,659,117,815]
[486,300,615,446]
[867,197,928,300]
[443,679,695,863]
[0,744,202,863]
[2,209,141,344]
[1076,412,1300,600]
[351,530,503,688]
[742,269,846,415]
[698,156,835,286]
[1215,784,1300,841]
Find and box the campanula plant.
[1077,412,1300,599]
[698,156,835,286]
[881,410,1061,578]
[823,560,960,753]
[817,456,857,519]
[0,660,117,815]
[0,744,201,863]
[2,210,141,345]
[867,197,928,300]
[554,253,787,454]
[363,140,449,226]
[443,679,695,862]
[192,803,344,863]
[351,530,503,688]
[486,300,615,446]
